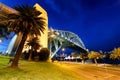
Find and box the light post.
[62,48,65,52]
[60,48,65,61]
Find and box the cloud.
[44,0,61,13]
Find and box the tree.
[71,52,79,62]
[0,24,10,39]
[88,51,103,66]
[80,53,87,64]
[110,48,120,60]
[26,37,41,61]
[38,48,50,61]
[0,13,10,39]
[0,5,45,68]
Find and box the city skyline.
[0,0,120,53]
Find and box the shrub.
[38,48,50,61]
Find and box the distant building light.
[0,39,2,42]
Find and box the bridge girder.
[48,29,87,58]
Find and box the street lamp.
[60,48,65,61]
[62,48,65,52]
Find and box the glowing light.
[0,39,2,43]
[62,48,65,51]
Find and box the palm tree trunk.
[28,48,33,61]
[94,58,98,66]
[82,59,85,64]
[10,32,28,68]
[76,58,77,62]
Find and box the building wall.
[0,2,17,14]
[34,3,48,48]
[23,3,48,52]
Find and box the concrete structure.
[22,3,48,52]
[0,2,17,14]
[34,3,48,48]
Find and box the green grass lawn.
[0,56,83,80]
[0,56,120,80]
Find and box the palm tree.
[88,51,103,66]
[0,13,10,38]
[1,5,45,68]
[80,53,87,64]
[110,48,120,60]
[71,52,79,62]
[0,24,10,39]
[26,37,41,61]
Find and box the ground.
[0,56,120,80]
[58,62,120,80]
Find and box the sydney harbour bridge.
[49,28,87,58]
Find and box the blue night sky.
[0,0,120,53]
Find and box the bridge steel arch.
[48,29,87,58]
